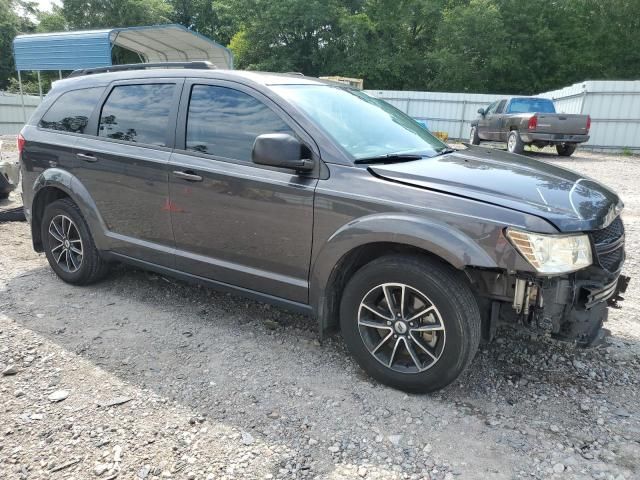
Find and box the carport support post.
[37,71,43,100]
[17,70,26,123]
[59,70,62,80]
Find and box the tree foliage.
[2,0,640,93]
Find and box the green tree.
[0,0,36,89]
[335,0,447,90]
[52,0,173,30]
[220,0,353,75]
[169,0,234,45]
[428,0,514,93]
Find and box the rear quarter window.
[38,87,104,134]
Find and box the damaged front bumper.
[470,268,630,347]
[542,272,630,346]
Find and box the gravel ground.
[0,144,639,480]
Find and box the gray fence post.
[37,71,43,100]
[17,70,27,123]
[458,100,467,139]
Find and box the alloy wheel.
[507,133,516,152]
[48,214,83,273]
[357,283,446,373]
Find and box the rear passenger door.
[168,80,318,304]
[73,79,183,266]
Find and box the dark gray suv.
[19,63,629,392]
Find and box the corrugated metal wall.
[0,93,40,135]
[1,80,638,151]
[540,81,640,152]
[367,80,640,152]
[365,89,506,141]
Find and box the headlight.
[506,228,592,274]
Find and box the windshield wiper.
[354,153,425,165]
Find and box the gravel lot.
[1,144,639,480]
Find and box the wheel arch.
[310,214,497,336]
[30,169,107,252]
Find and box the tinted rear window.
[39,87,104,133]
[186,85,293,161]
[98,84,175,146]
[506,98,556,114]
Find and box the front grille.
[591,216,624,245]
[591,216,625,273]
[598,246,624,271]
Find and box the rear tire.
[469,126,481,145]
[339,255,481,393]
[41,198,109,285]
[507,130,524,154]
[556,143,577,156]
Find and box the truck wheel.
[469,126,481,145]
[507,130,524,154]
[41,198,109,285]
[339,254,481,393]
[556,143,577,156]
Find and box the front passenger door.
[476,101,498,140]
[168,81,318,304]
[488,99,507,141]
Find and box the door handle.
[173,170,203,182]
[76,153,97,163]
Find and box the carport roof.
[12,24,233,71]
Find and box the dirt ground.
[0,145,639,480]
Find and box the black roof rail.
[69,61,216,78]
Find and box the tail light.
[527,115,538,130]
[17,133,26,155]
[586,115,591,132]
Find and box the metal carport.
[11,24,233,120]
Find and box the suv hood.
[369,146,622,232]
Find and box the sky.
[34,0,59,12]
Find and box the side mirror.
[252,133,314,173]
[477,108,485,116]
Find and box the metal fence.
[2,80,639,152]
[366,80,640,153]
[0,92,40,135]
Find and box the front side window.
[271,85,446,160]
[98,84,175,146]
[485,101,499,115]
[39,87,104,133]
[186,85,294,161]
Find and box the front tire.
[556,143,577,156]
[340,255,481,393]
[507,130,524,154]
[41,198,109,285]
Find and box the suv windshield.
[272,85,447,160]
